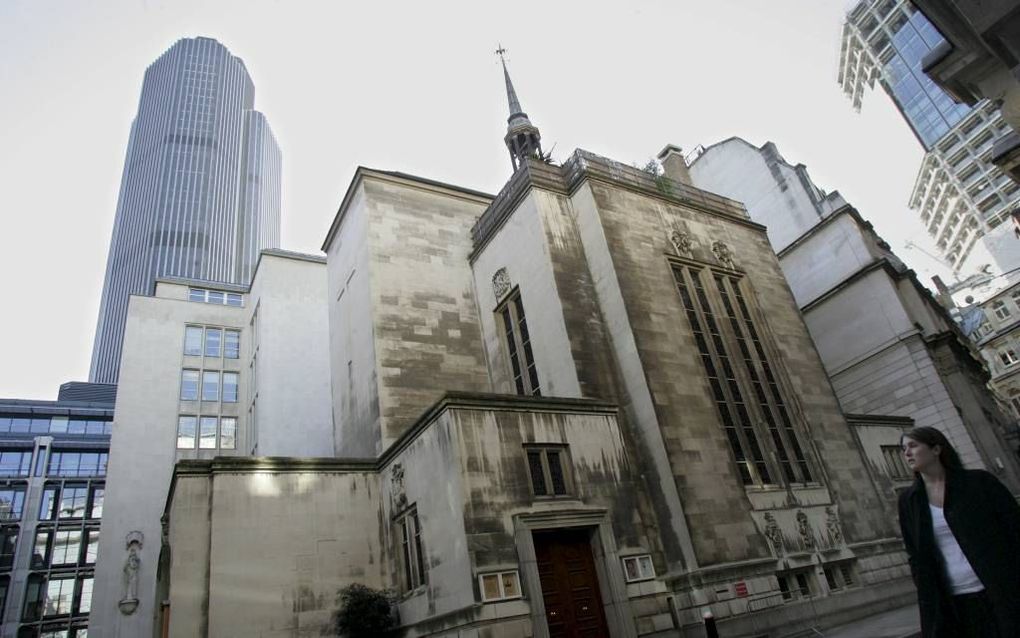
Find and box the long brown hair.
[901,426,964,471]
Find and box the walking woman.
[898,426,1020,638]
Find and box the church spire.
[496,45,543,172]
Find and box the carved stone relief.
[825,507,843,545]
[711,240,737,269]
[669,229,693,256]
[763,512,784,555]
[492,268,511,301]
[390,463,407,511]
[795,511,814,550]
[119,531,144,615]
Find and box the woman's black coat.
[898,469,1020,637]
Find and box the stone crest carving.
[492,268,511,301]
[825,507,843,545]
[391,463,407,511]
[669,229,693,256]
[119,531,144,615]
[711,240,737,269]
[796,511,814,549]
[763,512,784,554]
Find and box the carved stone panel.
[711,240,737,269]
[669,229,693,256]
[119,531,144,615]
[492,268,511,301]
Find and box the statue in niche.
[826,507,843,545]
[119,531,143,615]
[391,463,407,511]
[669,229,693,256]
[796,511,814,549]
[492,268,511,301]
[711,240,737,269]
[763,512,784,554]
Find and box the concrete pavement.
[817,603,920,638]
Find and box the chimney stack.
[657,144,692,186]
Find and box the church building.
[91,58,915,638]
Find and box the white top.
[929,504,984,595]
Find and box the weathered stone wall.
[580,177,899,563]
[365,177,493,448]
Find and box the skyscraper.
[839,0,1019,276]
[89,37,281,383]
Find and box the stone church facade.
[95,63,915,637]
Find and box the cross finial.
[495,44,508,61]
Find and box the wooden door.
[533,528,610,638]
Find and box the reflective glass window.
[199,417,217,449]
[180,369,200,401]
[224,330,240,359]
[220,417,236,449]
[39,486,58,520]
[205,328,222,357]
[202,371,220,401]
[44,577,74,616]
[0,451,32,477]
[222,372,239,403]
[184,326,203,356]
[177,416,197,449]
[58,486,88,519]
[0,488,25,521]
[51,530,82,565]
[89,487,104,519]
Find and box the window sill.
[398,584,427,601]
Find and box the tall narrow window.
[396,508,427,591]
[180,369,200,401]
[205,328,222,357]
[199,417,218,449]
[224,329,240,359]
[728,279,812,481]
[177,416,197,449]
[498,291,540,396]
[202,371,220,401]
[220,417,237,449]
[222,372,239,403]
[184,326,203,356]
[673,266,769,484]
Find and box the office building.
[89,37,281,384]
[839,0,1019,275]
[0,384,114,638]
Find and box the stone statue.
[119,531,144,615]
[669,229,692,256]
[492,268,511,301]
[826,507,843,545]
[796,511,814,550]
[763,512,784,554]
[711,240,737,269]
[391,463,407,510]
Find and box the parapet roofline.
[322,166,495,252]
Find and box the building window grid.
[674,266,769,485]
[177,415,236,451]
[498,291,541,396]
[0,417,112,437]
[882,445,913,479]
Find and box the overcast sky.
[0,0,952,400]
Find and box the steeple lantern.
[497,46,544,172]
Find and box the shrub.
[330,583,397,637]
